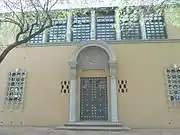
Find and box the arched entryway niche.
[68,41,118,122]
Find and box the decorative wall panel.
[4,68,27,111]
[165,65,180,102]
[117,80,128,93]
[60,81,70,93]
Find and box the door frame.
[68,41,118,122]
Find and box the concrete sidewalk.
[0,127,180,135]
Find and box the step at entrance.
[56,122,131,131]
[64,122,122,127]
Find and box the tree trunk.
[0,42,21,64]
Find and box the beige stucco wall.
[164,9,180,39]
[0,46,75,126]
[165,22,180,39]
[1,42,180,128]
[115,43,180,128]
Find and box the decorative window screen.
[120,15,141,40]
[72,16,91,42]
[29,25,43,43]
[117,80,128,93]
[60,81,70,93]
[165,65,180,102]
[4,68,27,110]
[96,12,116,40]
[48,19,67,43]
[145,14,167,39]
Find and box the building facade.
[0,7,180,128]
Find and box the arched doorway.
[68,41,118,122]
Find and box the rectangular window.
[29,25,43,43]
[48,19,67,43]
[96,11,116,40]
[120,15,141,40]
[145,14,167,39]
[72,16,91,42]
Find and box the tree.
[0,0,92,64]
[165,2,180,27]
[0,0,68,64]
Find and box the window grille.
[60,81,70,93]
[48,19,67,43]
[145,14,167,39]
[29,25,43,43]
[117,80,128,93]
[96,12,116,40]
[120,15,141,40]
[165,65,180,103]
[4,68,27,111]
[72,16,91,42]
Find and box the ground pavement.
[0,127,180,135]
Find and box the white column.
[43,28,49,43]
[109,61,118,122]
[140,12,147,40]
[91,10,96,40]
[66,11,72,42]
[115,8,121,40]
[69,62,77,122]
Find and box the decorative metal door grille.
[80,77,108,121]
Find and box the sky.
[0,0,173,13]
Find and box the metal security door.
[80,77,108,121]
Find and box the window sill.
[18,39,180,48]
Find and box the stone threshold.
[55,122,130,131]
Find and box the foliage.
[0,0,66,64]
[165,3,180,27]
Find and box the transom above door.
[80,77,108,121]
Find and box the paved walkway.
[0,127,180,135]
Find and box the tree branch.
[0,41,21,64]
[29,0,40,24]
[3,0,23,26]
[0,0,59,64]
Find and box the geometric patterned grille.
[96,14,116,40]
[4,68,27,111]
[165,65,180,102]
[145,14,167,39]
[72,16,91,42]
[48,19,67,43]
[120,15,141,40]
[29,25,43,43]
[117,80,128,93]
[60,81,70,93]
